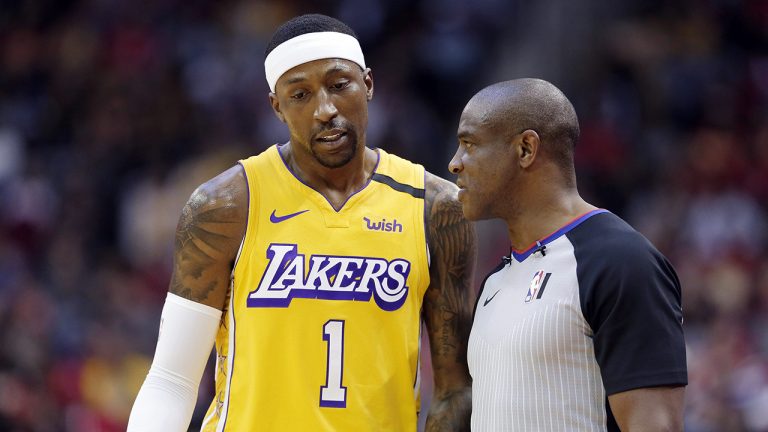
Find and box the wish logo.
[248,243,411,311]
[362,217,403,233]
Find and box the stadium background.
[1,0,767,430]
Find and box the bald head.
[467,78,579,172]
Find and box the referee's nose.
[448,147,464,174]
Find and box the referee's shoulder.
[571,211,668,266]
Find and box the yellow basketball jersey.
[201,145,430,431]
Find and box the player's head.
[265,14,360,80]
[449,78,580,220]
[266,14,373,169]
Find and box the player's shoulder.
[371,148,458,207]
[423,171,461,222]
[422,171,472,257]
[424,171,459,205]
[184,164,248,223]
[371,148,426,190]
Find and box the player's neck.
[504,186,595,252]
[282,143,377,209]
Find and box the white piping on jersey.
[200,232,245,431]
[413,320,422,400]
[213,277,236,432]
[213,236,245,431]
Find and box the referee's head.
[450,78,580,221]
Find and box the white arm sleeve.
[127,293,222,432]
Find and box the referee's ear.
[269,92,286,123]
[518,129,540,169]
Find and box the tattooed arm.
[127,165,248,431]
[170,165,248,309]
[423,172,476,432]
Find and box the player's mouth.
[315,129,348,149]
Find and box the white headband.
[264,31,366,92]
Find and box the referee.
[449,78,687,431]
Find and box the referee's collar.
[509,209,608,263]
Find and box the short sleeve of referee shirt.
[567,212,688,396]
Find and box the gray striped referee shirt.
[468,210,687,431]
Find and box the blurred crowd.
[0,0,767,431]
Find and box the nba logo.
[525,270,551,303]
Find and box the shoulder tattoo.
[169,167,247,306]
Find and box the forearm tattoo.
[423,174,476,431]
[424,176,476,363]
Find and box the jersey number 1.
[320,319,347,407]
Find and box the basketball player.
[127,14,476,432]
[450,79,687,431]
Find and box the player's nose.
[313,89,338,122]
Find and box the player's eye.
[331,80,350,91]
[291,90,308,100]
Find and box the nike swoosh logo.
[483,290,500,307]
[270,209,310,223]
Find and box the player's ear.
[518,129,540,169]
[269,92,286,123]
[363,68,374,101]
